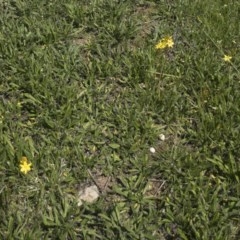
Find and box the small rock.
[159,134,166,141]
[77,185,99,206]
[149,147,156,153]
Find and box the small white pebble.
[159,134,166,141]
[149,147,156,153]
[77,185,99,206]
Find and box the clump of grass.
[0,0,240,239]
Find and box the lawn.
[0,0,240,239]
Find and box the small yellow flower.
[223,55,232,62]
[155,36,174,49]
[19,156,32,174]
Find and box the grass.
[0,0,240,239]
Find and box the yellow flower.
[155,36,174,49]
[223,55,232,62]
[19,156,32,174]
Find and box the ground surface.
[0,0,240,239]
